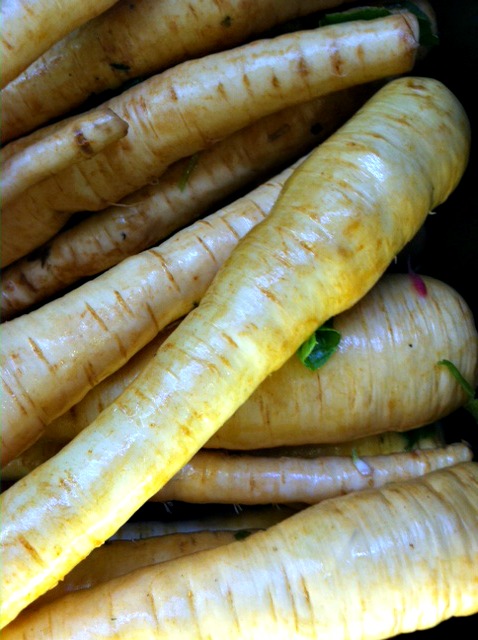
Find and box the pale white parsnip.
[0,0,118,88]
[0,109,128,206]
[151,443,473,503]
[0,77,470,627]
[1,86,370,320]
[1,14,420,266]
[0,0,356,143]
[3,463,477,638]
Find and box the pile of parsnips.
[1,1,477,637]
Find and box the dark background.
[410,0,478,461]
[386,2,478,635]
[415,0,477,323]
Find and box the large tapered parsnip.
[1,87,370,320]
[0,157,302,467]
[0,77,470,627]
[3,463,478,638]
[0,0,118,89]
[0,0,355,143]
[37,274,478,448]
[0,14,420,267]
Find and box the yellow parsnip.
[0,14,420,267]
[0,0,355,142]
[0,77,470,627]
[3,463,477,638]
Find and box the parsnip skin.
[0,0,117,88]
[0,0,355,143]
[0,77,470,627]
[30,530,244,609]
[1,14,420,267]
[37,274,478,449]
[150,443,473,504]
[0,109,128,206]
[4,463,478,638]
[1,87,371,320]
[110,506,298,541]
[0,158,299,466]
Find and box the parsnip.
[153,443,474,504]
[212,273,478,448]
[36,274,478,449]
[1,87,370,320]
[0,0,355,143]
[1,440,64,482]
[0,157,300,466]
[0,0,118,89]
[29,443,466,609]
[0,14,420,267]
[0,77,470,627]
[23,433,452,608]
[29,530,250,609]
[245,425,447,458]
[4,462,477,638]
[0,109,128,207]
